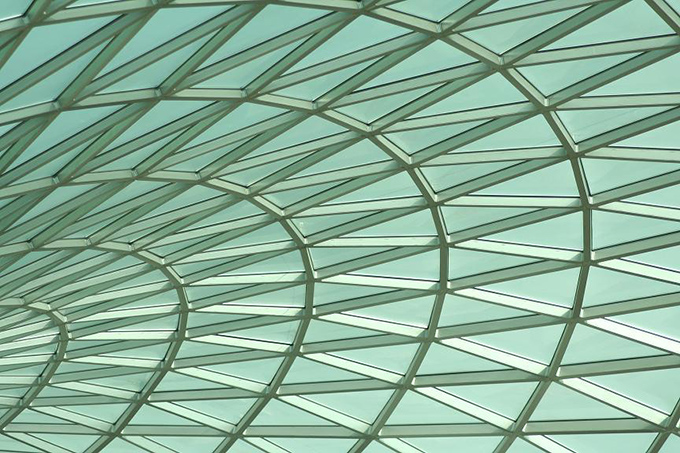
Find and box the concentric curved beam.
[0,301,69,431]
[0,1,679,453]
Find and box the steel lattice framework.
[0,0,679,452]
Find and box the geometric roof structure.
[0,0,679,452]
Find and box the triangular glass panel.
[561,324,665,364]
[530,383,633,420]
[546,0,672,50]
[386,390,480,424]
[470,323,564,364]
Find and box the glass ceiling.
[0,0,679,452]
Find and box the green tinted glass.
[0,1,678,452]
